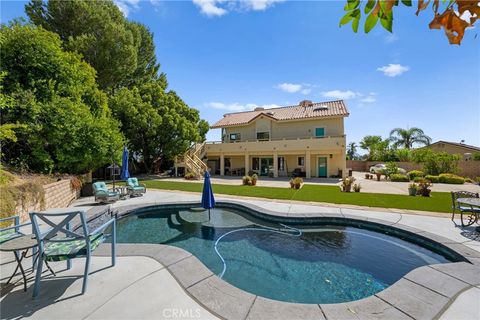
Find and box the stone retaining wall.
[17,178,80,222]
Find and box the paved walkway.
[1,190,479,319]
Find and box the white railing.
[206,134,346,144]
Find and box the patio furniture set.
[0,210,116,298]
[451,191,480,230]
[92,177,147,203]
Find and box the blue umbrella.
[201,171,215,220]
[120,146,130,180]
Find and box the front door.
[318,157,327,177]
[260,158,273,176]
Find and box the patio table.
[457,197,480,231]
[0,235,55,291]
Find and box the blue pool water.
[113,206,459,304]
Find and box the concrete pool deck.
[1,190,480,319]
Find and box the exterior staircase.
[177,142,208,177]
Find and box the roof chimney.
[254,107,265,111]
[299,100,313,108]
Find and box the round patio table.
[0,235,38,291]
[457,197,480,231]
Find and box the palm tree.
[347,142,358,160]
[389,127,431,149]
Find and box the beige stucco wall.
[426,143,478,155]
[223,116,344,141]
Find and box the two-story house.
[176,99,349,179]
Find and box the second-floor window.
[229,133,240,141]
[256,131,270,141]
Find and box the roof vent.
[313,105,329,112]
[266,111,275,116]
[254,107,265,111]
[299,100,313,108]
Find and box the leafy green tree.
[26,0,160,90]
[389,127,431,149]
[0,23,124,173]
[109,81,209,173]
[412,149,460,175]
[346,142,358,160]
[359,135,390,160]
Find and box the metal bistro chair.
[451,191,480,227]
[0,215,30,245]
[29,210,116,298]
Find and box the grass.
[142,180,452,214]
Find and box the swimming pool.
[112,204,464,304]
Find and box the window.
[315,127,325,137]
[229,133,240,141]
[256,132,270,141]
[278,157,285,171]
[252,157,260,170]
[297,156,305,166]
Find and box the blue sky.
[2,0,479,149]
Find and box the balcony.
[204,135,346,155]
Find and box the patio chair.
[29,210,116,298]
[0,215,30,244]
[450,191,480,226]
[93,181,120,203]
[126,177,146,197]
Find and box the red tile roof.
[210,100,349,128]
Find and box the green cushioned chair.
[30,210,116,298]
[93,181,120,203]
[126,177,146,197]
[0,215,31,244]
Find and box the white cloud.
[206,102,281,112]
[276,83,302,93]
[321,90,357,100]
[193,0,228,17]
[360,94,376,103]
[276,83,312,95]
[243,0,284,11]
[193,0,283,17]
[377,64,410,77]
[384,33,398,44]
[114,0,140,16]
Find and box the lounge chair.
[451,191,480,226]
[29,210,116,298]
[93,181,120,203]
[126,177,146,197]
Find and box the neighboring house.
[423,141,480,156]
[176,100,349,178]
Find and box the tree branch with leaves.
[340,0,479,45]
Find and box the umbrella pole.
[208,209,211,221]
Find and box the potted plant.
[242,175,251,185]
[417,179,432,197]
[408,183,417,196]
[342,176,355,192]
[289,179,294,189]
[365,173,370,179]
[353,183,361,192]
[251,174,258,186]
[292,177,303,189]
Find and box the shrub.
[438,173,464,184]
[413,176,425,183]
[407,170,425,180]
[384,162,399,178]
[390,174,409,182]
[424,175,439,183]
[353,183,361,192]
[242,176,252,185]
[290,177,303,189]
[184,172,196,180]
[413,150,460,175]
[473,152,480,161]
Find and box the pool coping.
[91,201,480,320]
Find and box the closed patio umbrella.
[201,171,215,220]
[120,146,130,180]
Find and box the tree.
[347,142,358,160]
[389,127,431,149]
[26,0,160,90]
[109,81,209,173]
[359,135,390,160]
[340,0,479,45]
[0,24,124,173]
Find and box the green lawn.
[142,180,451,214]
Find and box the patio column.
[244,153,249,174]
[220,154,225,176]
[273,153,278,178]
[305,150,311,179]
